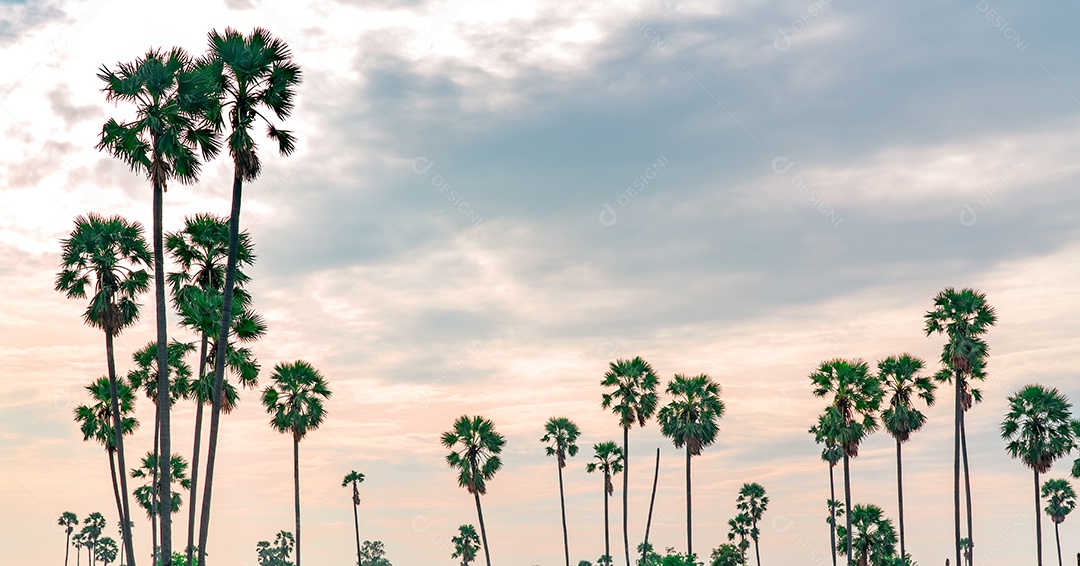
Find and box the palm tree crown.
[441,415,506,495]
[451,524,481,565]
[586,441,624,494]
[542,417,581,468]
[1002,385,1076,474]
[1042,478,1077,524]
[262,361,332,440]
[74,377,138,450]
[601,357,660,428]
[657,374,725,455]
[878,355,934,442]
[809,359,882,456]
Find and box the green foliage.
[59,511,79,534]
[1042,478,1077,523]
[256,531,294,566]
[94,537,118,565]
[726,513,752,558]
[441,415,505,495]
[878,354,935,443]
[1002,385,1077,474]
[359,540,392,566]
[924,287,996,381]
[126,339,195,406]
[709,544,744,566]
[834,504,897,566]
[657,374,725,456]
[74,377,138,450]
[131,451,191,518]
[262,360,332,441]
[586,441,624,494]
[541,416,581,468]
[343,470,365,506]
[809,360,882,457]
[736,482,768,541]
[451,525,479,565]
[601,357,660,429]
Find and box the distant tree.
[359,540,393,566]
[587,441,624,566]
[60,512,79,566]
[342,470,365,566]
[451,526,480,566]
[1042,478,1076,566]
[709,543,744,566]
[542,416,581,566]
[441,415,505,566]
[726,513,751,563]
[255,530,294,566]
[834,504,897,566]
[95,537,118,566]
[736,483,768,566]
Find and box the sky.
[1,0,1079,564]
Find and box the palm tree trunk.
[642,448,660,565]
[352,485,361,566]
[960,415,974,565]
[828,462,837,566]
[622,426,630,566]
[843,452,852,566]
[198,172,245,566]
[1055,521,1062,566]
[473,490,492,566]
[77,542,81,566]
[66,530,72,566]
[953,371,962,566]
[685,447,692,557]
[104,332,137,566]
[294,435,302,566]
[604,474,611,565]
[106,449,124,560]
[152,177,174,565]
[558,461,569,566]
[151,417,159,564]
[896,438,906,564]
[186,334,208,566]
[752,518,761,566]
[1035,470,1043,566]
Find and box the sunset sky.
[2,0,1079,564]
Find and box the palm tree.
[835,504,897,566]
[600,356,659,566]
[1002,384,1077,566]
[736,483,768,566]
[95,537,118,566]
[72,530,85,566]
[657,373,725,556]
[73,377,138,548]
[342,470,365,566]
[586,441,624,566]
[877,353,934,563]
[441,415,505,566]
[56,213,151,562]
[811,410,844,566]
[98,46,221,566]
[131,450,191,562]
[925,287,996,565]
[167,213,256,566]
[83,513,106,566]
[1041,478,1076,566]
[60,512,79,566]
[727,512,752,563]
[542,416,582,566]
[261,360,331,566]
[198,30,300,565]
[451,524,481,566]
[809,359,883,566]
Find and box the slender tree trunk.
[1035,470,1043,566]
[642,448,660,565]
[294,435,302,566]
[896,438,906,564]
[104,332,137,566]
[106,449,124,560]
[829,462,837,566]
[622,426,630,566]
[198,172,245,566]
[558,461,569,566]
[66,530,72,566]
[604,474,611,565]
[151,417,159,564]
[152,178,174,565]
[352,485,361,566]
[1054,522,1061,566]
[473,490,492,566]
[77,543,81,566]
[685,447,692,557]
[753,517,761,566]
[186,334,208,566]
[953,371,962,566]
[843,452,852,566]
[961,415,974,565]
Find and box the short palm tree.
[131,450,191,555]
[60,512,79,566]
[198,30,300,565]
[542,416,581,566]
[56,213,150,562]
[736,483,768,566]
[586,441,624,566]
[261,360,331,566]
[1002,384,1077,566]
[98,46,220,565]
[811,410,844,566]
[600,356,659,566]
[1041,478,1076,566]
[809,359,883,566]
[441,415,505,566]
[878,354,934,563]
[72,531,85,566]
[73,376,138,549]
[95,537,118,566]
[451,524,481,566]
[342,470,365,566]
[83,513,106,566]
[835,504,897,566]
[925,287,996,565]
[727,512,752,563]
[657,373,725,556]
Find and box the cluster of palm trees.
[59,512,119,566]
[56,27,312,566]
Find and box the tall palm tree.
[1041,478,1076,566]
[198,30,300,565]
[809,359,883,566]
[542,416,581,566]
[811,410,844,566]
[261,360,331,566]
[98,46,221,566]
[342,470,365,566]
[586,441,624,566]
[451,524,481,566]
[56,213,151,563]
[1001,384,1076,566]
[600,356,659,566]
[736,483,768,566]
[60,512,79,566]
[925,287,996,565]
[835,504,897,566]
[441,415,505,566]
[657,373,725,557]
[73,377,138,548]
[877,353,934,563]
[131,450,191,563]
